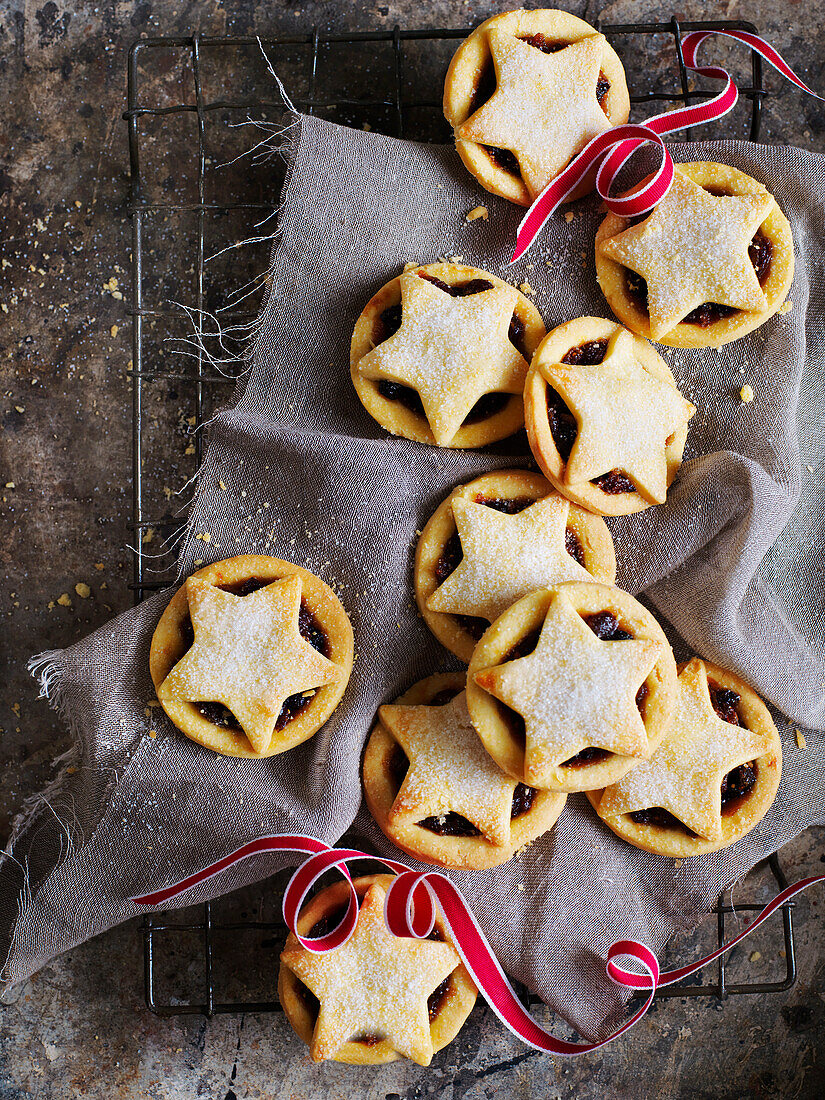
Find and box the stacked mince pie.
[147,7,794,1067]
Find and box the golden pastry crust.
[586,659,783,857]
[415,468,616,661]
[466,582,677,792]
[351,262,544,448]
[524,317,693,516]
[443,8,629,206]
[149,555,354,758]
[278,874,478,1065]
[595,162,795,348]
[363,672,566,869]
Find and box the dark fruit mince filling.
[374,273,528,421]
[625,229,774,328]
[546,340,635,494]
[415,782,537,837]
[709,684,742,726]
[583,611,632,640]
[186,581,329,733]
[483,144,522,177]
[428,977,452,1021]
[562,745,611,769]
[629,807,698,836]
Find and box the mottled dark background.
[1,1,823,1097]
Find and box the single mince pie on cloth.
[587,657,782,857]
[524,317,696,516]
[363,672,566,869]
[595,162,794,348]
[351,262,544,447]
[443,8,629,206]
[467,582,677,793]
[415,467,616,662]
[150,555,354,758]
[278,874,477,1066]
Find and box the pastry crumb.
[142,527,155,545]
[94,562,104,570]
[148,729,157,739]
[4,481,14,489]
[673,859,683,869]
[739,384,754,403]
[57,593,72,608]
[749,950,761,963]
[219,479,227,491]
[74,582,91,599]
[778,300,792,314]
[518,281,534,295]
[795,729,806,749]
[195,532,211,542]
[465,205,489,222]
[185,443,196,455]
[564,211,575,223]
[448,255,464,264]
[110,324,119,337]
[194,559,204,566]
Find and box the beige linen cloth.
[3,115,824,1041]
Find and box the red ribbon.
[511,28,825,262]
[132,834,822,1055]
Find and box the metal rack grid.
[124,20,793,1019]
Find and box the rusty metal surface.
[0,1,823,1097]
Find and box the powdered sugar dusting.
[280,884,459,1064]
[356,272,526,445]
[158,575,340,752]
[382,691,517,846]
[546,328,695,500]
[598,658,777,839]
[478,589,662,782]
[459,29,611,199]
[427,495,592,622]
[600,170,773,339]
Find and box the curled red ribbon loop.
[510,27,825,262]
[132,834,823,1055]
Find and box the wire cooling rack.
[124,20,794,1019]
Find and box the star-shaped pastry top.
[474,587,663,786]
[458,27,612,200]
[356,271,527,446]
[598,169,774,340]
[380,690,518,847]
[157,574,341,754]
[427,495,592,623]
[281,883,460,1065]
[539,328,696,503]
[597,658,776,840]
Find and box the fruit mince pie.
[363,672,567,869]
[150,555,354,758]
[415,468,616,662]
[278,874,477,1065]
[351,262,545,448]
[587,657,782,857]
[524,317,695,516]
[467,582,678,793]
[595,162,794,348]
[443,8,629,206]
